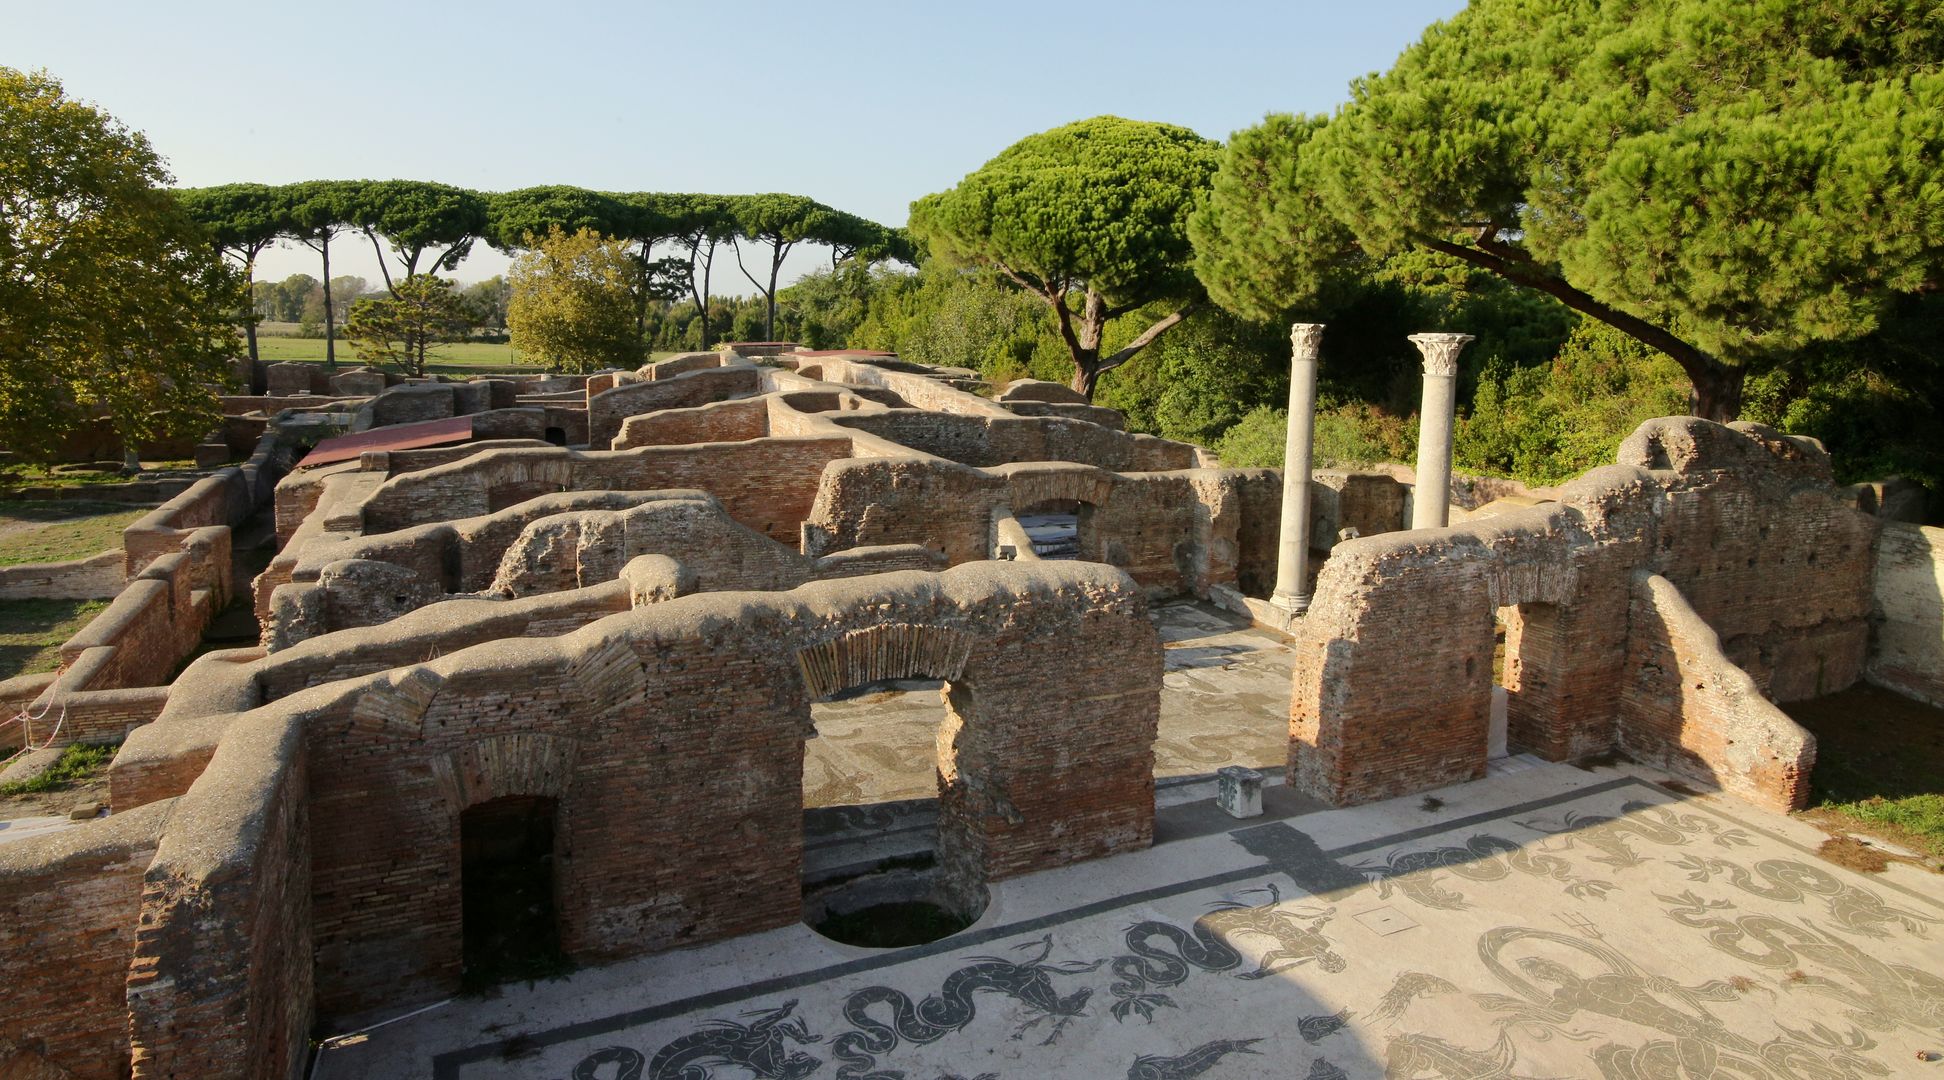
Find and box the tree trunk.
[766,248,784,341]
[1689,363,1746,423]
[322,236,336,368]
[1045,289,1196,402]
[243,252,259,365]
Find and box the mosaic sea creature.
[647,999,823,1080]
[1351,834,1614,911]
[1126,1037,1263,1079]
[1667,855,1935,938]
[830,934,1102,1079]
[1107,884,1344,1021]
[1298,1007,1354,1044]
[1370,972,1459,1024]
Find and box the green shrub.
[1457,320,1689,485]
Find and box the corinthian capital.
[1408,332,1475,377]
[1288,322,1325,362]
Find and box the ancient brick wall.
[58,538,225,695]
[0,547,125,600]
[830,410,1197,471]
[123,471,242,577]
[645,351,723,379]
[793,356,1010,417]
[1289,418,1876,808]
[804,458,1267,598]
[354,438,846,546]
[127,713,312,1080]
[1869,522,1944,705]
[0,799,173,1080]
[264,362,331,396]
[1616,572,1814,811]
[613,396,771,448]
[1619,420,1877,701]
[586,366,760,447]
[147,563,1156,1017]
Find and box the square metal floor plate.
[1352,905,1420,936]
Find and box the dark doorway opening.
[543,426,568,446]
[460,794,568,989]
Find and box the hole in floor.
[804,854,986,949]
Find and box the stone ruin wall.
[1864,521,1944,707]
[1290,418,1880,813]
[0,799,175,1080]
[38,563,1160,1054]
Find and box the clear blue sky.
[4,0,1466,290]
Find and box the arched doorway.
[460,794,567,988]
[793,624,989,948]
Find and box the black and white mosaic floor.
[318,762,1944,1080]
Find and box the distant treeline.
[174,181,914,359]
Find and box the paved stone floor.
[315,759,1944,1079]
[805,601,1292,807]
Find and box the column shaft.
[1412,372,1458,529]
[1406,332,1475,531]
[1271,324,1324,614]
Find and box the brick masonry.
[1290,419,1879,810]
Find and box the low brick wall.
[586,366,760,448]
[0,799,175,1080]
[831,409,1197,471]
[1617,572,1814,812]
[354,437,850,546]
[0,547,124,600]
[1868,522,1944,706]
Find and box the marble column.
[1408,332,1474,530]
[1271,323,1325,614]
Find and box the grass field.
[0,598,107,681]
[0,502,147,566]
[251,336,529,369]
[0,462,198,491]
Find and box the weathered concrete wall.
[1001,400,1128,429]
[1618,420,1877,702]
[487,495,943,601]
[1617,572,1815,812]
[0,799,173,1080]
[1869,522,1944,706]
[1288,418,1875,809]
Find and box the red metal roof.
[297,416,475,468]
[792,349,897,358]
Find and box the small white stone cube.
[1216,765,1264,819]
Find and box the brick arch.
[792,622,974,701]
[429,732,581,810]
[1004,467,1116,515]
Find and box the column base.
[1269,591,1310,616]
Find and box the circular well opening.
[804,861,987,949]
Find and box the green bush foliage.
[1457,321,1691,485]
